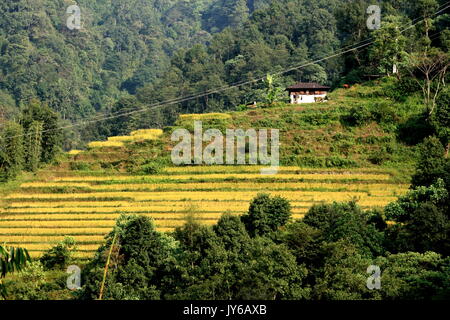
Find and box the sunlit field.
[0,161,408,259]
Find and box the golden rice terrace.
[0,114,412,259]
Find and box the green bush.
[342,105,374,126]
[411,136,450,190]
[398,113,435,145]
[325,156,358,168]
[69,161,92,171]
[342,102,399,131]
[384,179,448,223]
[384,77,421,101]
[368,149,391,165]
[371,103,400,131]
[141,162,163,174]
[295,156,326,168]
[303,202,385,257]
[241,193,292,237]
[40,237,76,271]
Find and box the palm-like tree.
[0,245,31,299]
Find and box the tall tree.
[242,193,292,237]
[411,136,449,189]
[24,120,43,172]
[19,100,62,163]
[413,0,440,49]
[0,121,24,181]
[407,48,450,116]
[369,16,408,76]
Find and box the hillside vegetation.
[0,80,422,258]
[2,0,448,147]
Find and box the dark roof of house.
[286,82,331,90]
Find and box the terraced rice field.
[87,129,163,148]
[0,158,409,259]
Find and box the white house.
[286,82,330,104]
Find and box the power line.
[2,3,450,140]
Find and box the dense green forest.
[1,0,449,148]
[0,0,270,122]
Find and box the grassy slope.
[0,78,422,259]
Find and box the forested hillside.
[86,0,450,143]
[1,0,448,147]
[0,0,269,122]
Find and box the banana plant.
[0,245,31,299]
[263,74,284,105]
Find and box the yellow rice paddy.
[20,182,408,195]
[179,113,232,121]
[48,173,392,182]
[5,191,396,203]
[87,141,124,148]
[0,164,408,259]
[87,129,164,148]
[163,165,392,174]
[68,150,83,155]
[0,228,111,235]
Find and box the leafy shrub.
[141,162,163,174]
[384,179,448,223]
[384,77,421,101]
[374,252,450,300]
[368,149,391,165]
[242,193,292,237]
[40,237,76,271]
[295,156,325,168]
[385,201,450,255]
[69,161,91,171]
[371,103,400,130]
[341,105,374,126]
[81,215,176,300]
[411,136,449,190]
[342,102,399,131]
[398,113,435,145]
[325,156,357,168]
